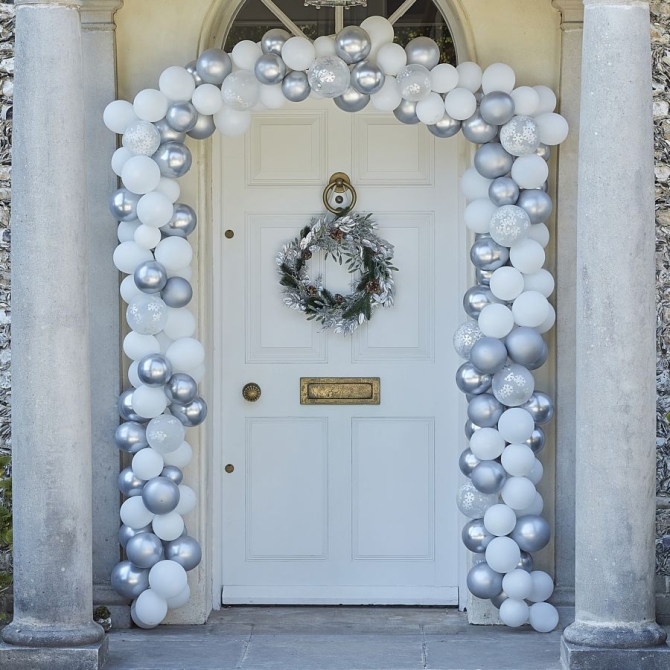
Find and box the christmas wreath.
[277,212,397,335]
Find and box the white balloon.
[501,444,536,477]
[113,241,153,274]
[163,308,197,340]
[469,427,505,461]
[155,237,193,273]
[501,476,537,510]
[529,602,559,633]
[464,199,497,234]
[137,192,174,228]
[416,92,446,125]
[123,332,160,360]
[456,62,482,93]
[499,598,529,627]
[128,360,142,388]
[485,536,521,573]
[190,364,206,384]
[516,491,544,517]
[213,106,251,137]
[155,331,174,354]
[149,560,188,599]
[159,66,196,102]
[162,441,193,468]
[120,496,155,528]
[132,447,165,480]
[502,569,533,600]
[460,168,492,201]
[314,36,336,57]
[155,177,181,204]
[134,589,168,628]
[134,224,161,250]
[484,504,517,536]
[528,458,544,485]
[132,385,169,419]
[232,40,263,71]
[175,485,196,515]
[529,571,555,602]
[510,86,540,116]
[117,220,140,244]
[282,36,316,71]
[478,304,514,339]
[121,155,162,195]
[523,269,555,297]
[191,83,224,115]
[430,63,459,94]
[166,337,205,373]
[260,84,286,110]
[361,16,394,54]
[152,511,185,541]
[103,99,138,134]
[166,584,191,609]
[489,266,524,301]
[510,239,546,274]
[370,76,402,111]
[527,222,550,248]
[512,291,550,328]
[533,112,569,145]
[497,408,535,443]
[537,303,556,334]
[511,155,549,189]
[481,63,516,95]
[112,147,134,176]
[133,89,169,123]
[376,43,407,76]
[168,265,193,281]
[444,87,477,120]
[533,85,557,115]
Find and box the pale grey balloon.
[393,99,420,125]
[166,102,198,133]
[471,460,507,494]
[137,353,173,388]
[334,25,371,64]
[475,268,493,286]
[118,389,142,422]
[470,236,510,271]
[474,142,514,179]
[115,421,148,454]
[455,362,492,395]
[350,60,385,95]
[505,327,546,367]
[187,114,216,140]
[171,396,208,427]
[461,111,498,145]
[254,53,286,85]
[459,448,481,478]
[536,143,551,161]
[118,467,146,497]
[196,48,232,85]
[334,87,370,113]
[261,28,291,56]
[467,393,504,427]
[463,285,495,318]
[517,189,553,224]
[119,523,151,550]
[165,373,198,405]
[161,465,183,485]
[511,514,551,553]
[281,71,311,102]
[520,392,554,424]
[153,118,186,144]
[111,560,150,599]
[141,476,180,515]
[405,36,440,69]
[525,427,546,454]
[492,364,535,407]
[134,260,168,294]
[490,589,508,609]
[526,341,548,371]
[479,91,515,125]
[110,188,140,222]
[453,320,484,358]
[465,420,482,440]
[427,113,461,138]
[470,337,508,375]
[488,177,519,206]
[126,531,165,569]
[462,518,494,553]
[518,550,534,572]
[185,60,204,86]
[467,562,504,599]
[161,203,197,238]
[165,535,203,571]
[152,142,193,179]
[161,276,193,308]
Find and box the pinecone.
[366,280,381,295]
[302,250,312,260]
[334,294,344,304]
[330,229,345,242]
[306,285,318,296]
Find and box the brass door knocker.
[323,172,357,214]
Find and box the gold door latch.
[323,172,357,214]
[242,383,261,402]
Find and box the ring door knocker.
[323,172,357,214]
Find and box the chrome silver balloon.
[152,142,193,179]
[474,142,514,179]
[134,260,168,294]
[161,203,197,238]
[119,523,151,550]
[488,177,519,206]
[427,114,461,138]
[111,560,150,599]
[461,518,494,554]
[171,396,208,427]
[490,589,508,609]
[115,421,148,454]
[187,114,216,140]
[517,189,553,224]
[261,28,291,56]
[467,393,504,428]
[463,284,495,318]
[471,460,507,494]
[196,48,232,85]
[350,60,385,95]
[165,373,198,405]
[455,362,492,395]
[520,391,554,424]
[475,268,493,286]
[526,341,548,371]
[161,276,193,308]
[141,476,181,515]
[479,91,515,125]
[137,353,173,388]
[404,36,440,69]
[536,143,551,161]
[125,531,164,569]
[470,236,510,271]
[118,467,146,497]
[505,327,546,367]
[470,337,508,374]
[185,60,204,86]
[166,102,198,133]
[334,25,371,64]
[154,118,186,144]
[161,465,184,485]
[165,535,203,571]
[254,53,286,85]
[511,514,551,553]
[118,389,142,422]
[393,99,420,125]
[461,111,498,145]
[459,447,481,477]
[334,87,370,113]
[525,427,546,454]
[464,420,482,440]
[109,188,140,222]
[467,561,504,599]
[517,550,534,572]
[281,71,311,102]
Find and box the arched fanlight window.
[224,0,456,65]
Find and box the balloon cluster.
[454,65,567,633]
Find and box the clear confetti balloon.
[456,481,499,519]
[308,56,350,99]
[489,205,531,247]
[221,71,260,110]
[146,414,186,454]
[500,115,541,156]
[123,120,161,157]
[396,64,432,102]
[492,364,535,407]
[453,320,484,358]
[126,294,169,336]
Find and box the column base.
[561,638,670,670]
[0,635,108,670]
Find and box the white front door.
[213,96,463,604]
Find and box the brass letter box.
[300,377,380,405]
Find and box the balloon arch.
[104,15,568,632]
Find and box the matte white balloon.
[469,427,505,461]
[191,83,224,116]
[511,154,549,189]
[134,589,168,628]
[537,303,556,334]
[481,63,516,95]
[314,35,336,57]
[533,85,557,114]
[282,37,316,71]
[260,84,286,110]
[232,40,263,71]
[163,307,197,340]
[444,87,477,120]
[132,447,165,481]
[166,584,191,609]
[121,155,162,195]
[175,484,197,515]
[512,291,550,328]
[489,266,524,301]
[529,570,555,602]
[155,177,181,204]
[528,458,544,485]
[104,100,139,134]
[503,569,533,600]
[120,495,156,528]
[484,504,517,537]
[478,304,514,339]
[159,66,196,102]
[131,385,169,419]
[510,86,540,116]
[370,76,402,111]
[509,239,546,274]
[431,63,459,93]
[375,43,406,76]
[527,222,550,248]
[213,106,251,136]
[360,15,394,54]
[497,408,535,443]
[523,269,555,297]
[149,560,188,599]
[456,62,482,92]
[137,192,174,228]
[155,237,193,272]
[529,602,559,632]
[134,224,161,250]
[162,441,193,468]
[112,147,134,176]
[500,598,529,627]
[501,476,537,510]
[416,92,446,125]
[464,199,497,234]
[123,332,160,360]
[534,112,569,145]
[113,241,153,274]
[516,491,544,517]
[501,444,536,477]
[120,274,143,303]
[133,89,169,123]
[485,536,521,574]
[166,337,205,373]
[152,511,185,541]
[460,168,493,201]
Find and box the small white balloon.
[478,304,514,339]
[260,84,286,110]
[121,156,162,195]
[528,458,544,485]
[120,496,155,528]
[137,192,174,228]
[175,485,197,515]
[162,441,193,468]
[132,385,169,419]
[510,86,540,116]
[155,237,193,273]
[516,491,544,517]
[213,106,251,137]
[134,224,161,250]
[510,239,546,274]
[152,511,185,541]
[314,35,336,57]
[360,15,394,54]
[163,308,197,340]
[132,447,165,480]
[533,85,557,115]
[159,66,196,102]
[456,62,482,93]
[512,291,550,328]
[529,602,559,633]
[498,408,535,443]
[416,92,446,125]
[500,598,530,627]
[123,332,160,360]
[282,36,316,71]
[134,589,168,628]
[529,571,555,602]
[484,504,517,537]
[128,360,142,388]
[155,177,181,204]
[134,89,169,123]
[117,221,139,245]
[149,560,188,600]
[501,476,537,510]
[537,303,556,334]
[489,266,524,301]
[485,536,521,574]
[533,112,569,145]
[166,337,206,373]
[502,569,533,600]
[444,87,477,121]
[527,222,550,248]
[166,584,191,609]
[460,168,493,201]
[370,77,402,112]
[464,199,497,234]
[113,241,153,274]
[191,83,224,115]
[112,147,134,176]
[375,43,407,76]
[469,427,505,461]
[430,63,459,93]
[232,40,263,71]
[501,444,536,477]
[481,63,516,94]
[511,155,549,189]
[523,269,555,297]
[104,99,138,134]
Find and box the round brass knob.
[242,383,261,402]
[225,464,234,474]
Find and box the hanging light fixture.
[304,0,367,9]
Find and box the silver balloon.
[461,111,498,145]
[453,320,484,359]
[536,143,551,161]
[393,99,420,125]
[119,523,151,550]
[254,53,286,85]
[165,535,203,571]
[476,268,493,286]
[166,102,198,133]
[467,562,504,599]
[164,373,198,405]
[488,177,519,206]
[479,91,515,125]
[115,421,148,454]
[467,393,503,428]
[141,476,181,515]
[187,114,216,140]
[161,276,193,308]
[428,114,461,138]
[465,420,482,440]
[455,362,492,395]
[527,341,549,371]
[171,396,208,427]
[118,467,146,497]
[350,60,385,95]
[126,531,165,569]
[161,203,197,238]
[505,327,546,367]
[525,427,546,454]
[152,142,193,179]
[474,142,514,179]
[470,236,510,271]
[470,337,508,374]
[463,285,495,318]
[118,389,142,422]
[334,25,371,64]
[510,514,551,553]
[334,87,370,113]
[261,28,291,56]
[281,71,311,102]
[461,518,494,553]
[110,188,140,222]
[153,118,186,144]
[457,481,498,519]
[134,260,168,294]
[517,189,553,224]
[490,589,508,609]
[459,448,481,478]
[520,392,554,424]
[161,465,183,485]
[110,560,150,600]
[517,550,534,572]
[196,48,232,85]
[404,36,440,69]
[185,60,204,87]
[492,364,535,407]
[137,353,173,388]
[471,460,507,494]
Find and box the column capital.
[80,0,123,27]
[552,1,584,25]
[16,0,83,6]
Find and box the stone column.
[561,0,670,667]
[0,0,107,668]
